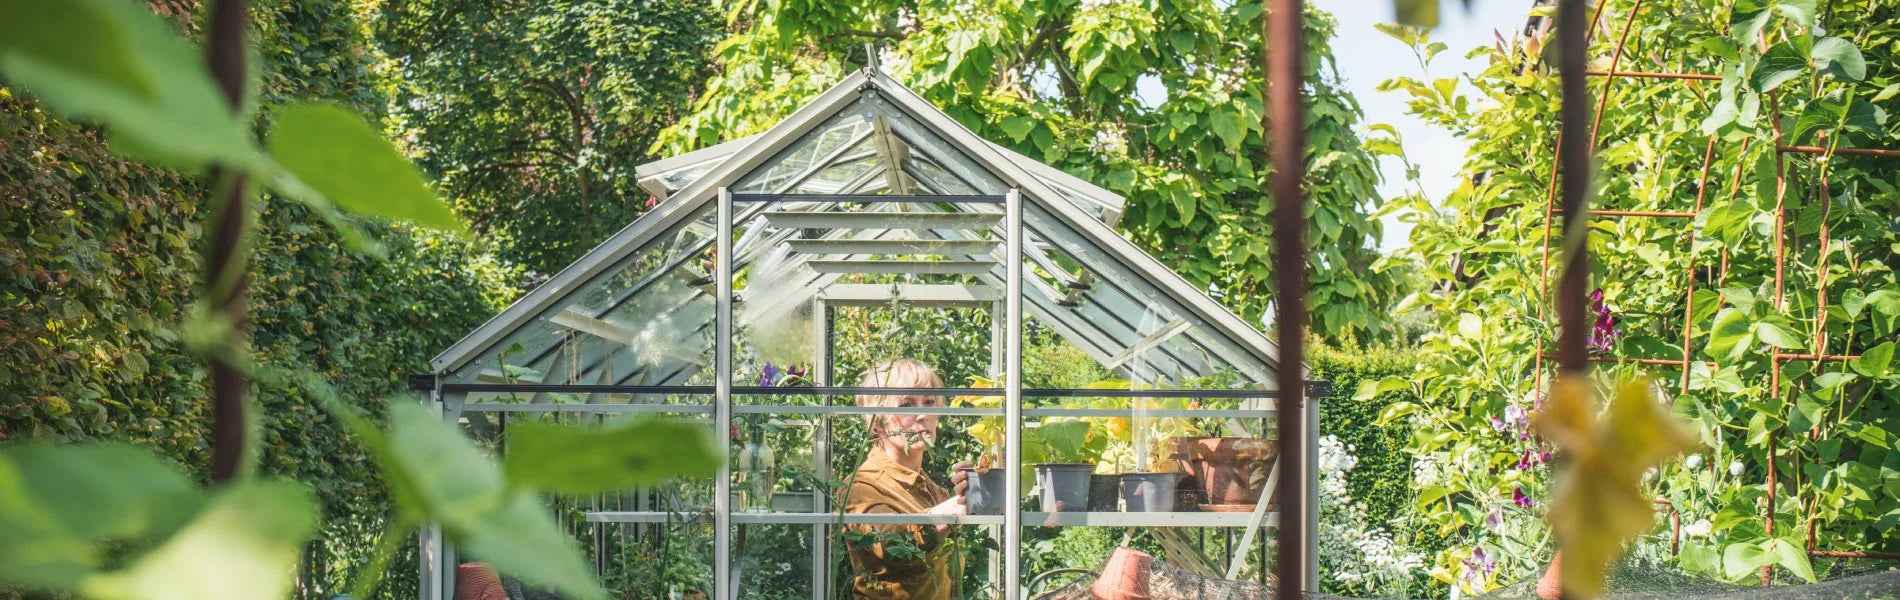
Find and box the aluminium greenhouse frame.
[414,64,1321,600]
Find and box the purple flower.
[786,364,807,379]
[1517,448,1552,469]
[1588,288,1621,355]
[759,362,780,387]
[1485,507,1504,531]
[1513,487,1534,508]
[1490,415,1508,432]
[1462,547,1498,579]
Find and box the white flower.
[1729,459,1746,477]
[1684,454,1703,469]
[1684,518,1713,538]
[1089,126,1127,156]
[1413,454,1444,486]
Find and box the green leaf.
[1810,37,1866,82]
[1458,313,1483,340]
[1788,98,1843,145]
[268,102,465,232]
[1679,542,1722,577]
[1764,538,1817,583]
[0,1,155,100]
[451,492,605,600]
[1702,74,1741,134]
[1843,102,1888,137]
[1729,0,1773,45]
[1851,341,1893,378]
[1027,420,1094,462]
[998,116,1037,143]
[1355,376,1409,401]
[1209,110,1245,153]
[325,401,605,600]
[1813,371,1857,397]
[1791,394,1825,431]
[0,0,257,170]
[1373,23,1422,47]
[1707,308,1755,362]
[1750,42,1806,93]
[0,444,205,590]
[1722,285,1759,315]
[1866,290,1900,336]
[1722,540,1775,580]
[1843,287,1867,321]
[79,481,318,600]
[1375,401,1421,426]
[504,418,718,496]
[1752,320,1804,350]
[1774,0,1816,27]
[1690,289,1723,326]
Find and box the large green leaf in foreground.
[328,401,605,600]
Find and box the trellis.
[1527,0,1900,585]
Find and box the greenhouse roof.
[428,67,1281,390]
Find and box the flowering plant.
[1318,435,1425,596]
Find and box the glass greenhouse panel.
[733,96,1008,198]
[447,205,718,390]
[736,112,874,194]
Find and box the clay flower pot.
[1091,546,1154,600]
[1536,551,1562,600]
[1173,436,1276,506]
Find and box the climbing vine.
[1366,0,1900,594]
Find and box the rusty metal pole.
[1266,0,1309,596]
[1553,0,1592,595]
[206,0,252,483]
[1556,0,1591,378]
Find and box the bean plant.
[1363,0,1899,593]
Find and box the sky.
[1323,0,1533,251]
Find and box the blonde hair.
[856,358,942,430]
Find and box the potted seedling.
[1086,379,1195,512]
[952,376,1008,515]
[1024,415,1106,513]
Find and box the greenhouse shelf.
[454,403,1274,419]
[582,511,1277,528]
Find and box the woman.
[840,358,972,599]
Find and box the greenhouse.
[414,66,1317,599]
[12,0,1900,599]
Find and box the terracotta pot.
[1172,437,1276,505]
[1090,546,1154,600]
[1536,551,1562,600]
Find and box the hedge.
[1308,342,1421,534]
[0,2,522,597]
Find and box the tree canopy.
[656,0,1399,339]
[374,0,722,274]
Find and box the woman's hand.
[927,496,965,533]
[949,461,972,505]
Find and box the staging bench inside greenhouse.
[413,66,1321,600]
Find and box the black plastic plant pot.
[960,467,1008,515]
[1089,473,1122,511]
[1120,472,1180,512]
[1034,463,1094,512]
